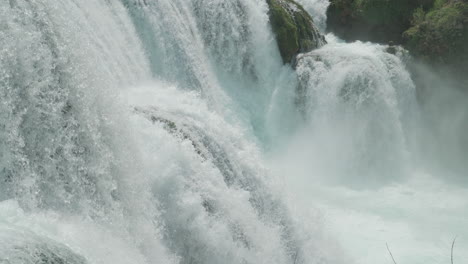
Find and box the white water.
[0,0,466,264]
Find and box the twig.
[386,243,398,264]
[451,236,457,264]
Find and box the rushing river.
[1,0,467,263]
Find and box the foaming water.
[272,36,468,263]
[1,0,467,263]
[290,39,417,186]
[0,0,343,258]
[294,0,330,31]
[124,83,346,264]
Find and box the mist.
[269,37,468,263]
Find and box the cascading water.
[0,0,336,263]
[293,40,417,186]
[1,0,467,264]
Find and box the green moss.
[433,0,448,9]
[268,0,299,63]
[411,7,427,25]
[267,0,324,64]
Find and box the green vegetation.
[404,1,468,73]
[327,0,468,84]
[267,0,325,64]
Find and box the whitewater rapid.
[1,0,467,264]
[0,0,334,263]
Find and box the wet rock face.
[266,0,326,64]
[326,0,433,44]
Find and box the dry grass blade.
[451,236,457,264]
[386,243,397,264]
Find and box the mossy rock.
[267,0,325,64]
[404,1,468,74]
[327,0,434,43]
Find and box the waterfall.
[1,0,467,264]
[293,40,417,186]
[0,1,338,263]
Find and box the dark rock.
[266,0,326,64]
[386,42,398,54]
[326,0,433,44]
